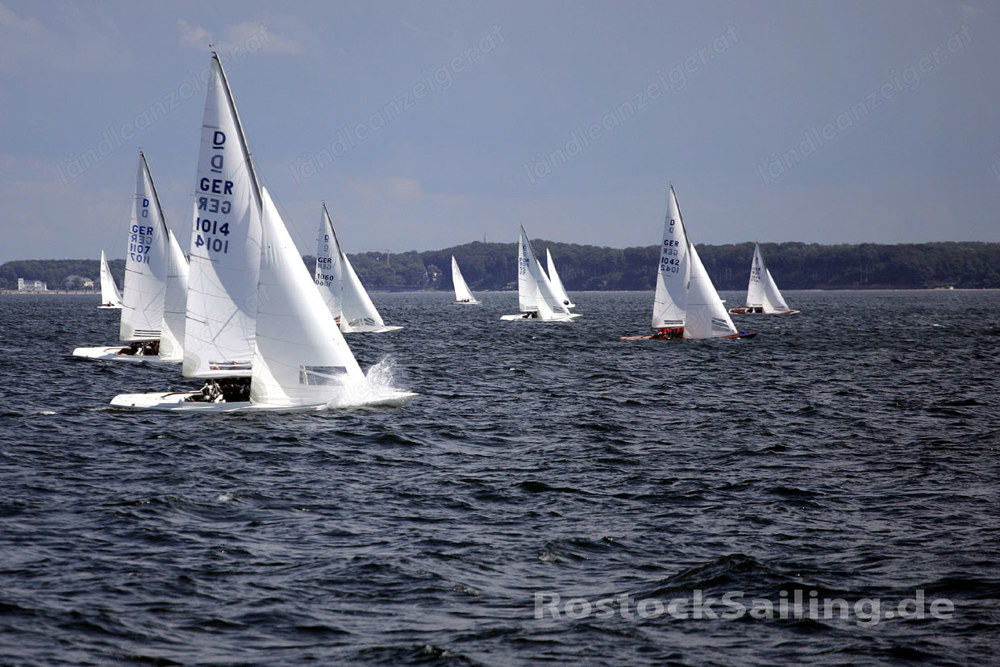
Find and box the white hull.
[500,312,581,321]
[110,389,417,411]
[341,324,404,334]
[728,307,800,315]
[72,345,179,364]
[98,305,123,310]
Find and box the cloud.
[0,1,127,74]
[178,19,305,55]
[178,18,211,49]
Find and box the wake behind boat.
[619,185,754,341]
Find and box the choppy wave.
[0,290,998,664]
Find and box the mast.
[211,51,262,209]
[139,151,170,240]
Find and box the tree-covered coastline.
[3,241,998,292]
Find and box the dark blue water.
[1,290,998,664]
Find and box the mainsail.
[182,52,263,378]
[119,152,169,341]
[651,185,689,329]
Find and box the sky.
[1,0,998,264]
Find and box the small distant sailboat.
[315,204,402,333]
[451,256,479,304]
[728,243,800,315]
[98,250,122,309]
[501,225,579,321]
[74,152,186,362]
[620,185,754,340]
[545,248,575,309]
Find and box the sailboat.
[500,225,579,321]
[111,52,413,411]
[97,250,122,308]
[545,248,575,309]
[451,256,479,304]
[74,152,185,362]
[315,204,402,333]
[728,243,800,315]
[620,185,754,340]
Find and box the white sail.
[762,267,791,312]
[516,228,540,314]
[651,186,689,329]
[98,250,122,308]
[158,228,189,363]
[315,205,399,333]
[182,52,263,378]
[451,256,479,304]
[315,204,344,323]
[250,188,367,408]
[685,242,738,338]
[119,152,169,341]
[745,243,768,310]
[506,225,575,321]
[742,243,794,314]
[545,248,575,308]
[341,254,392,331]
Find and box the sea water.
[0,290,997,664]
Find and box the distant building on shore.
[17,278,47,291]
[63,275,95,290]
